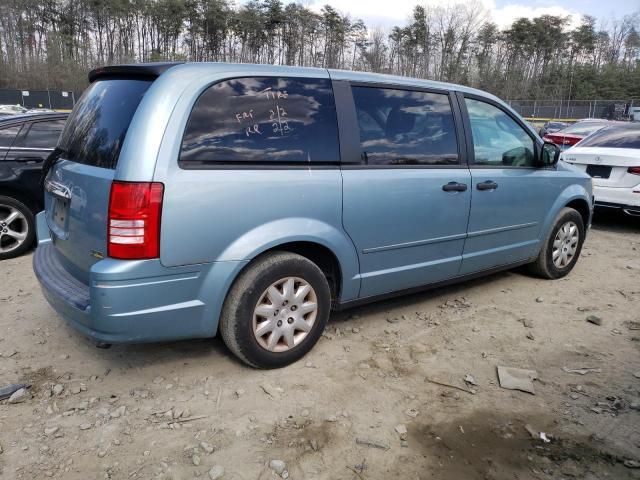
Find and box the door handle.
[442,181,468,192]
[477,180,498,191]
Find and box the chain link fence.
[0,88,78,110]
[506,99,639,121]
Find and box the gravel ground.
[1,210,639,480]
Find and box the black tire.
[528,207,585,279]
[219,251,331,369]
[0,195,36,260]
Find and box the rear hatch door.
[44,79,152,283]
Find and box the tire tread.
[528,207,584,279]
[219,251,329,368]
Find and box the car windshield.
[577,126,640,149]
[559,121,609,136]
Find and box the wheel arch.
[538,184,592,255]
[565,198,591,229]
[197,221,361,336]
[256,241,343,302]
[214,218,360,302]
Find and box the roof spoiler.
[88,62,183,83]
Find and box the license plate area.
[586,164,611,179]
[47,197,70,240]
[52,198,69,229]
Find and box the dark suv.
[0,113,67,259]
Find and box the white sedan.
[561,123,640,216]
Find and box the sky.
[294,0,640,30]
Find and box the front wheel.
[528,207,585,279]
[219,251,331,368]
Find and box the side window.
[465,98,535,167]
[0,125,21,149]
[17,120,66,149]
[352,86,459,166]
[180,77,340,164]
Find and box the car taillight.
[628,167,640,176]
[108,182,164,259]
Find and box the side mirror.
[541,142,560,167]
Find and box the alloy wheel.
[0,205,28,254]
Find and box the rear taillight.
[628,167,640,176]
[108,182,164,259]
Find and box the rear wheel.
[0,196,35,260]
[528,207,585,279]
[219,251,331,368]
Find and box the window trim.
[177,75,342,169]
[337,80,467,169]
[179,161,340,170]
[458,92,546,170]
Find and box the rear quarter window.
[180,77,340,166]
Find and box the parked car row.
[561,123,640,216]
[543,119,616,150]
[538,118,640,217]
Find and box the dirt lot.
[1,211,639,480]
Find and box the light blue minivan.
[34,62,593,368]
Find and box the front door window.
[465,98,535,167]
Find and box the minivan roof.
[88,62,501,102]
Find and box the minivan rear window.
[180,77,340,165]
[58,79,152,169]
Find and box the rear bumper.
[33,212,243,344]
[593,184,640,215]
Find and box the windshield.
[560,121,609,137]
[577,126,640,149]
[58,79,152,169]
